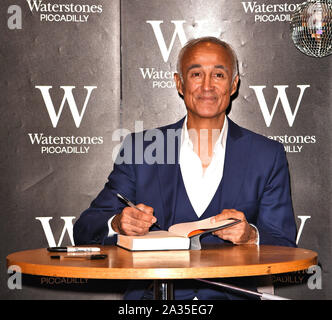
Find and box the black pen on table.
[116,193,162,230]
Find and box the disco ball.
[290,0,332,58]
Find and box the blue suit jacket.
[74,117,297,247]
[74,117,297,300]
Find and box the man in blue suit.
[73,37,297,299]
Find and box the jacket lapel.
[220,118,251,209]
[157,117,184,228]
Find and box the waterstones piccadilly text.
[28,133,103,154]
[26,0,103,23]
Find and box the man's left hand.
[211,209,258,245]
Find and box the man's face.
[175,42,239,122]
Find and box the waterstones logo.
[249,84,317,153]
[241,1,301,23]
[29,85,103,155]
[26,0,103,23]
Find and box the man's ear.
[174,73,184,96]
[230,75,239,96]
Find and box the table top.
[6,244,317,280]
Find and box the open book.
[117,217,241,251]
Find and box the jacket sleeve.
[256,143,297,247]
[73,135,136,245]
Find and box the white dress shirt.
[179,116,228,217]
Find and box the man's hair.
[176,36,239,83]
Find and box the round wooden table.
[7,244,317,299]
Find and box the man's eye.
[215,73,224,78]
[191,72,201,77]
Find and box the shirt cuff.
[249,223,260,245]
[107,215,118,237]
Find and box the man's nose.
[202,75,214,91]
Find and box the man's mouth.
[197,96,217,101]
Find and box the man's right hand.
[111,204,156,236]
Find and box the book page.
[117,231,191,251]
[168,217,240,237]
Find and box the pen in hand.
[116,193,162,230]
